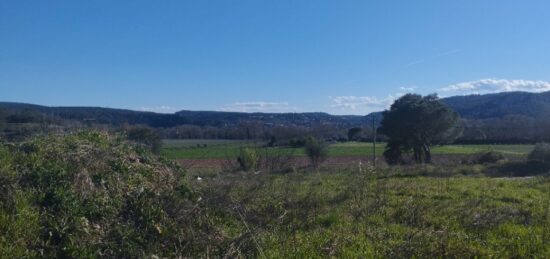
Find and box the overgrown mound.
[0,131,222,258]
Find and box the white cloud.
[440,78,550,94]
[220,102,297,113]
[399,86,417,92]
[330,95,398,114]
[137,105,179,113]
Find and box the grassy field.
[192,166,550,257]
[2,132,548,257]
[162,139,534,159]
[162,139,244,148]
[160,139,549,256]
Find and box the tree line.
[3,96,550,145]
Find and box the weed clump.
[237,147,259,171]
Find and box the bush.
[304,137,328,169]
[229,147,295,173]
[476,151,505,164]
[237,147,259,171]
[0,131,228,257]
[125,125,162,154]
[528,143,550,163]
[289,138,306,148]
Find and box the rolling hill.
[1,91,550,130]
[441,91,550,119]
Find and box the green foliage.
[347,127,362,141]
[194,167,550,258]
[237,147,259,171]
[529,142,550,163]
[162,139,534,160]
[383,141,405,164]
[5,109,44,124]
[289,138,307,148]
[0,131,231,257]
[380,94,462,164]
[2,131,550,257]
[125,125,163,154]
[476,151,505,164]
[0,109,5,127]
[304,137,328,168]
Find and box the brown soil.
[176,154,483,172]
[177,156,383,171]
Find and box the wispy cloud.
[399,86,417,92]
[330,95,398,114]
[220,102,297,113]
[137,105,180,113]
[439,78,550,94]
[437,49,461,57]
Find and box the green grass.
[2,133,548,257]
[163,139,244,148]
[162,139,534,159]
[432,144,534,155]
[194,167,550,257]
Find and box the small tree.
[237,147,259,171]
[380,94,461,164]
[125,125,163,154]
[304,137,328,169]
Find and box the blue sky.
[2,0,550,115]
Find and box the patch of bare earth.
[177,156,381,171]
[176,154,482,172]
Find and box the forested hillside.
[2,90,550,143]
[443,91,550,119]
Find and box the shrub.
[289,138,306,148]
[229,147,295,173]
[258,148,295,173]
[124,125,162,154]
[0,131,228,257]
[476,151,505,164]
[237,147,259,171]
[304,137,328,169]
[528,142,550,163]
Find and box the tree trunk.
[413,147,421,163]
[423,144,431,163]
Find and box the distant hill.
[0,102,188,128]
[441,91,550,119]
[439,91,550,143]
[1,90,550,130]
[0,102,370,128]
[175,110,371,127]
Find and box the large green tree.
[380,94,462,164]
[347,127,363,141]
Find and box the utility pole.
[372,115,376,168]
